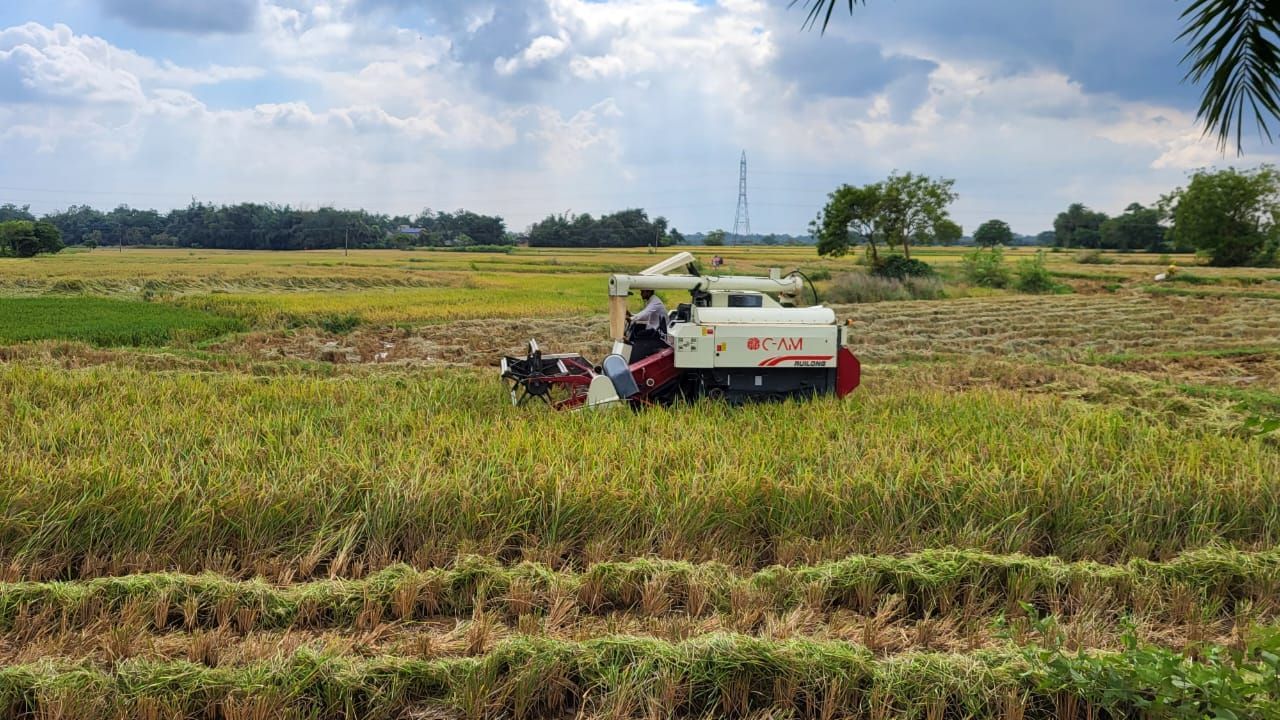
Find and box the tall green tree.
[527,209,670,247]
[973,219,1014,247]
[33,221,64,255]
[1053,204,1109,248]
[1162,165,1280,266]
[704,229,727,246]
[813,172,957,260]
[1100,203,1167,252]
[793,0,1280,152]
[878,171,958,260]
[0,220,63,258]
[36,202,507,251]
[934,218,963,246]
[811,182,886,262]
[0,204,34,222]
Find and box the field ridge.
[2,634,1277,719]
[3,549,1279,634]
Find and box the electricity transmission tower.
[732,151,751,242]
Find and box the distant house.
[393,225,423,238]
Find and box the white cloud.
[0,21,262,108]
[495,35,568,76]
[0,23,145,104]
[0,2,1274,234]
[524,97,624,172]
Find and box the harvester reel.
[500,340,593,409]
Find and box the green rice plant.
[0,297,243,346]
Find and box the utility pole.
[344,228,349,256]
[732,150,751,244]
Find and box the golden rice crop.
[2,360,1276,581]
[3,247,1280,718]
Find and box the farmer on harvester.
[626,288,668,362]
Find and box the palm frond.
[1179,0,1280,153]
[789,0,866,33]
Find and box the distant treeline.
[0,202,700,250]
[1050,203,1186,253]
[526,209,679,248]
[0,202,507,250]
[683,231,815,246]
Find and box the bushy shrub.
[802,267,832,281]
[1075,249,1113,264]
[0,220,63,258]
[1015,251,1063,293]
[873,254,935,280]
[962,247,1011,288]
[314,314,360,334]
[826,272,945,303]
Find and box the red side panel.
[630,347,680,399]
[836,347,861,398]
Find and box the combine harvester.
[500,252,860,409]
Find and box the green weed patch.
[0,297,243,346]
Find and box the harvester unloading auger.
[500,252,860,409]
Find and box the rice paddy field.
[2,246,1280,718]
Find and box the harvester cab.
[500,252,860,409]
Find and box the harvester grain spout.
[499,253,860,409]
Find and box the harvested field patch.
[3,609,1269,667]
[1094,348,1280,394]
[215,317,615,367]
[841,293,1280,362]
[207,293,1280,370]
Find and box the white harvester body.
[501,253,860,408]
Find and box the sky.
[0,0,1275,235]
